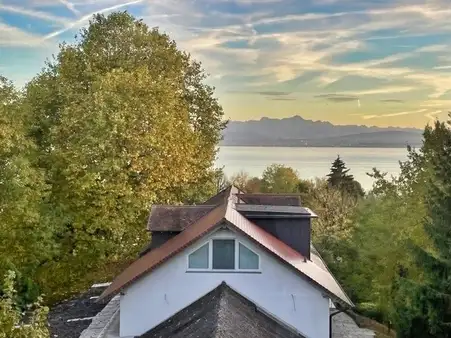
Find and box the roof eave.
[222,220,353,308]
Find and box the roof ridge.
[211,284,225,338]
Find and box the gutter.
[329,307,348,338]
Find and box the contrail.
[44,0,144,40]
[357,99,361,108]
[58,0,81,16]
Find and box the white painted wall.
[119,228,330,338]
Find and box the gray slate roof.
[147,205,216,231]
[332,312,375,338]
[48,284,111,338]
[139,282,306,338]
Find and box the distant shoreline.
[219,143,418,148]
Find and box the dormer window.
[187,238,260,272]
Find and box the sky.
[0,0,450,128]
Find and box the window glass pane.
[188,243,209,269]
[239,243,259,270]
[212,239,235,270]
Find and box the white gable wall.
[120,228,330,338]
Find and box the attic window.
[187,239,260,272]
[188,243,209,269]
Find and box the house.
[48,186,374,338]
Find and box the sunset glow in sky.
[1,0,450,127]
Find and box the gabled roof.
[147,205,216,231]
[100,203,228,300]
[99,192,353,307]
[202,186,237,206]
[139,282,305,338]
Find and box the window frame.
[187,242,210,271]
[186,236,261,273]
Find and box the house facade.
[49,186,375,338]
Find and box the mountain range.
[221,116,423,148]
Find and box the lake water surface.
[216,147,409,191]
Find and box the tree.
[327,155,364,198]
[260,164,300,193]
[230,171,252,192]
[308,178,358,244]
[0,76,52,305]
[0,271,49,338]
[24,12,226,300]
[393,118,451,337]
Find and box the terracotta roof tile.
[147,205,216,231]
[100,185,352,307]
[224,206,353,307]
[100,203,228,301]
[100,199,352,307]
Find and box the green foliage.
[0,77,53,306]
[0,11,225,303]
[260,164,300,193]
[327,155,364,198]
[393,119,451,337]
[306,178,358,243]
[0,271,49,338]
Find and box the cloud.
[315,94,359,102]
[266,97,297,101]
[134,0,451,106]
[227,90,292,96]
[1,0,451,126]
[363,108,428,119]
[0,22,47,46]
[0,4,68,24]
[58,0,81,16]
[433,65,451,70]
[344,86,416,96]
[425,109,445,121]
[380,99,405,103]
[314,86,415,101]
[43,0,144,40]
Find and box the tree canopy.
[1,9,451,338]
[1,12,227,304]
[327,155,364,198]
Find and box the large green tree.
[260,164,300,193]
[0,77,52,305]
[393,118,451,337]
[327,155,364,198]
[24,12,226,300]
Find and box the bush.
[356,302,385,323]
[0,271,49,338]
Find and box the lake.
[216,146,409,191]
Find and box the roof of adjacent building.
[237,193,301,206]
[99,187,353,307]
[147,205,216,231]
[139,282,305,338]
[48,284,111,338]
[202,186,235,206]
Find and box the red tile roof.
[99,187,353,307]
[225,206,353,307]
[100,203,228,301]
